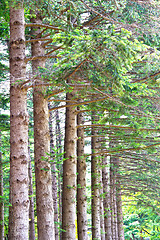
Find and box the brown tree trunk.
[91,114,101,240]
[62,89,77,240]
[0,132,4,240]
[49,110,59,240]
[9,8,29,239]
[116,158,124,240]
[28,146,35,240]
[31,15,55,240]
[102,155,112,240]
[77,108,88,240]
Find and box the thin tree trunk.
[116,158,124,240]
[55,109,63,239]
[49,110,59,240]
[28,146,36,240]
[77,108,88,240]
[62,89,77,240]
[110,156,116,240]
[102,155,112,240]
[0,132,4,240]
[31,15,55,240]
[9,8,29,239]
[91,114,101,240]
[99,168,105,240]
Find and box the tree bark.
[110,155,118,240]
[62,89,77,240]
[77,108,88,240]
[99,168,105,240]
[55,109,63,239]
[9,8,29,240]
[102,155,112,240]
[49,110,59,240]
[0,132,4,240]
[91,114,101,240]
[28,146,35,240]
[31,15,55,240]
[116,158,124,240]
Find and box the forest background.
[0,0,160,239]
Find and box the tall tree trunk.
[116,158,124,240]
[77,108,88,240]
[49,109,59,240]
[55,109,63,239]
[110,155,118,240]
[102,155,112,240]
[99,167,105,240]
[31,15,55,240]
[91,114,101,240]
[62,89,77,240]
[28,146,35,240]
[9,8,29,239]
[0,132,4,240]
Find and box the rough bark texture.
[110,155,118,240]
[99,168,105,240]
[9,8,29,240]
[91,114,101,240]
[31,15,55,240]
[49,110,59,240]
[116,158,124,240]
[62,90,77,240]
[28,147,36,240]
[0,132,4,240]
[102,156,112,240]
[55,109,63,239]
[77,108,88,240]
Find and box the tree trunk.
[91,114,101,240]
[28,146,35,240]
[116,158,124,240]
[0,132,4,240]
[9,8,29,239]
[31,15,55,240]
[55,109,63,239]
[62,89,77,240]
[102,155,112,240]
[110,155,118,240]
[49,110,59,240]
[99,168,105,240]
[77,108,88,240]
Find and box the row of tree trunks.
[8,8,125,240]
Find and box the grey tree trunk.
[91,114,101,240]
[28,146,35,240]
[0,132,4,240]
[9,8,29,240]
[99,167,105,240]
[31,15,55,240]
[102,155,112,240]
[62,89,77,240]
[77,108,88,240]
[49,110,59,240]
[55,109,63,239]
[116,158,124,240]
